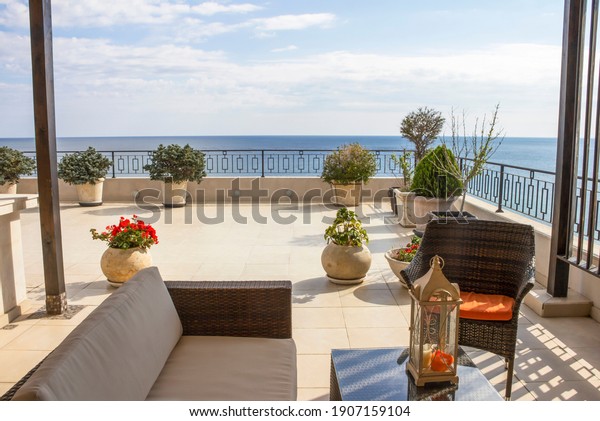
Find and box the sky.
[0,0,564,138]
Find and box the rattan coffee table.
[330,347,502,401]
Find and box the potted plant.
[400,107,445,163]
[91,214,158,287]
[321,207,371,284]
[321,143,377,206]
[144,144,206,207]
[0,147,36,194]
[385,235,421,288]
[410,144,463,229]
[57,147,112,206]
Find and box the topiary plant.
[0,146,36,185]
[144,144,206,184]
[410,145,462,199]
[58,147,112,185]
[324,207,369,247]
[321,143,377,184]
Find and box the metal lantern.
[407,255,462,386]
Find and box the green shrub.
[58,147,111,185]
[0,146,36,185]
[324,207,369,247]
[144,144,206,184]
[410,145,462,198]
[321,143,377,184]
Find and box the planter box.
[429,211,478,222]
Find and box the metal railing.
[21,149,409,178]
[459,157,556,224]
[21,148,600,233]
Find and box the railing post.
[496,164,505,213]
[261,150,265,178]
[111,151,116,178]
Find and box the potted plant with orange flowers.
[91,215,158,287]
[385,235,421,288]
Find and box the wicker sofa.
[2,267,297,401]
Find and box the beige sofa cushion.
[146,336,297,401]
[13,267,182,400]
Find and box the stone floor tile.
[293,328,349,354]
[339,287,397,307]
[0,323,35,348]
[0,350,49,382]
[525,379,600,401]
[296,387,331,401]
[293,307,345,329]
[296,354,332,388]
[347,327,409,348]
[292,290,342,308]
[342,306,408,328]
[2,325,76,351]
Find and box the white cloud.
[0,0,262,28]
[0,30,562,136]
[271,45,298,53]
[190,1,261,16]
[253,13,336,31]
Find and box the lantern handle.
[429,255,445,269]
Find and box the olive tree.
[400,107,445,162]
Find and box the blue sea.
[0,135,558,173]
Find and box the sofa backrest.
[13,267,183,400]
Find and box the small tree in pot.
[58,147,111,206]
[144,144,206,207]
[0,147,35,194]
[410,145,463,229]
[321,207,371,285]
[400,107,445,163]
[321,143,377,206]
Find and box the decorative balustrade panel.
[461,158,556,224]
[20,149,600,237]
[22,149,406,178]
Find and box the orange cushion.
[459,292,515,321]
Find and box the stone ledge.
[524,286,592,317]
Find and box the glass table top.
[331,347,503,401]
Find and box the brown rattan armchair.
[400,219,535,400]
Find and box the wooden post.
[28,0,67,314]
[548,0,586,297]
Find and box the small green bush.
[324,207,369,247]
[0,146,36,185]
[144,144,206,184]
[321,143,377,184]
[410,145,462,199]
[58,147,111,185]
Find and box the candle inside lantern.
[422,343,433,369]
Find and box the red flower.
[90,215,158,250]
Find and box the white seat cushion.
[146,336,297,401]
[12,267,182,401]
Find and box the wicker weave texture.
[399,219,535,399]
[165,280,292,339]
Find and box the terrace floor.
[1,202,600,401]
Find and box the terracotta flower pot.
[100,247,152,287]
